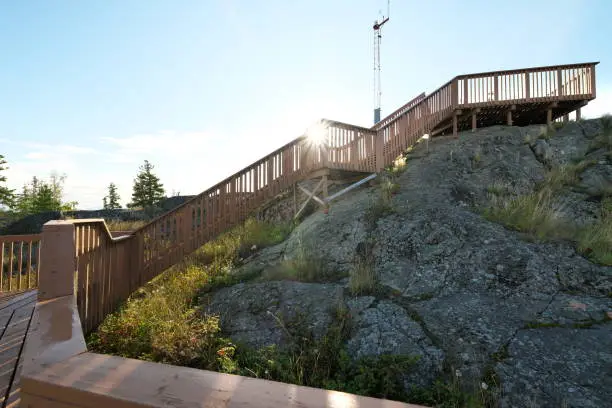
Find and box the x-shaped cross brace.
[294,178,327,219]
[294,173,378,219]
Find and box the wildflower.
[481,382,488,390]
[455,369,462,378]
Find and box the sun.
[305,122,328,146]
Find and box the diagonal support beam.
[325,173,377,203]
[294,178,325,219]
[298,183,326,207]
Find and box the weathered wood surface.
[0,290,36,408]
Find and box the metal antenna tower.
[373,0,390,125]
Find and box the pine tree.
[0,154,14,207]
[13,173,77,215]
[129,160,165,208]
[103,182,121,210]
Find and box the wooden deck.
[0,290,36,408]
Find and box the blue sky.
[1,0,610,210]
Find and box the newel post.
[451,78,459,108]
[375,129,385,172]
[38,221,76,301]
[320,121,329,169]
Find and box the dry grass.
[544,160,595,192]
[577,198,612,265]
[263,232,343,282]
[483,187,572,241]
[486,181,512,197]
[0,270,38,292]
[484,155,612,265]
[105,219,147,231]
[364,175,399,228]
[349,258,377,295]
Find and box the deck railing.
[0,234,41,293]
[455,62,597,107]
[16,61,599,408]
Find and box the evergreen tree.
[13,173,78,214]
[0,155,14,207]
[103,182,121,209]
[129,160,165,208]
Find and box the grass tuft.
[486,181,511,197]
[482,187,571,241]
[349,258,377,296]
[576,198,612,265]
[587,114,612,153]
[262,231,345,283]
[364,175,398,228]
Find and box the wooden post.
[293,182,297,216]
[230,178,236,225]
[38,221,76,301]
[494,75,499,101]
[452,112,458,138]
[525,72,531,99]
[547,108,552,127]
[590,65,596,98]
[320,124,329,169]
[471,108,480,132]
[450,78,459,107]
[563,114,569,123]
[576,107,582,121]
[506,110,513,126]
[322,175,328,200]
[375,131,384,172]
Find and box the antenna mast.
[373,0,390,125]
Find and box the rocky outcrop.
[204,120,612,407]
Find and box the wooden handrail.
[455,61,600,79]
[373,92,427,130]
[0,233,41,293]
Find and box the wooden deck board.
[0,290,36,408]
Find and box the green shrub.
[192,218,293,267]
[408,377,491,408]
[88,263,226,367]
[88,217,294,363]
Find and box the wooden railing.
[455,62,597,107]
[0,234,40,294]
[17,61,599,408]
